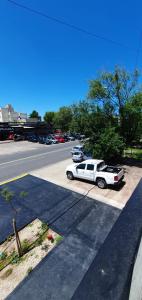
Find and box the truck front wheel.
[97,178,107,189]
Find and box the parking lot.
[31,158,142,209]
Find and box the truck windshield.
[97,162,105,171]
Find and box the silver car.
[71,145,84,154]
[72,151,92,162]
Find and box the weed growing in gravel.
[27,267,33,275]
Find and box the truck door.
[84,164,94,181]
[76,163,86,179]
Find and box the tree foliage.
[29,110,40,119]
[87,66,142,145]
[40,67,141,161]
[70,101,91,135]
[54,106,72,132]
[122,92,142,144]
[90,127,125,162]
[88,67,140,133]
[44,111,55,130]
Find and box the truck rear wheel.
[67,171,74,180]
[97,178,107,189]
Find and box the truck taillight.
[114,176,118,181]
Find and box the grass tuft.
[27,267,33,275]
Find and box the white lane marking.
[0,146,72,167]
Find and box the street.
[0,141,76,182]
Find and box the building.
[0,104,27,123]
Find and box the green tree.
[87,127,125,162]
[122,92,142,144]
[70,101,92,135]
[88,66,140,134]
[0,188,27,257]
[29,110,40,119]
[54,106,72,132]
[44,111,55,130]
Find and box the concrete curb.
[0,173,28,186]
[0,140,14,144]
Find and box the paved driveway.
[31,158,142,209]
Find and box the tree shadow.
[121,157,142,168]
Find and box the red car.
[54,135,65,143]
[8,133,14,140]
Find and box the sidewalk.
[0,140,14,144]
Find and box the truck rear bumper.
[114,175,124,185]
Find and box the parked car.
[68,136,75,141]
[54,135,65,143]
[76,134,81,141]
[80,134,85,140]
[38,136,46,144]
[71,145,84,153]
[44,137,52,145]
[49,137,58,144]
[28,135,38,142]
[46,135,58,144]
[66,159,124,189]
[13,134,25,141]
[72,151,92,162]
[74,133,82,140]
[63,135,70,142]
[8,133,14,140]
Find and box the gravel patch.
[0,219,61,300]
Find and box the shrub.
[21,239,31,253]
[91,127,125,162]
[0,252,7,260]
[41,222,48,232]
[55,236,63,244]
[27,267,33,275]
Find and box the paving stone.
[77,204,119,248]
[52,199,94,235]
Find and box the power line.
[8,0,135,51]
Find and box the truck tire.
[67,171,74,180]
[97,178,107,189]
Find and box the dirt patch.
[0,219,62,300]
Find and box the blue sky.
[0,0,142,117]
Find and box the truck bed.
[102,166,122,174]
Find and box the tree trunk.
[12,218,22,257]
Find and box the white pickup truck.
[66,159,124,189]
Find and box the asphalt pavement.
[0,174,120,300]
[0,141,76,182]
